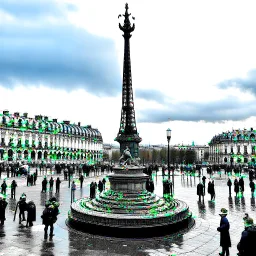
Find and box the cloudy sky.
[1,0,256,146]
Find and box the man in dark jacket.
[197,182,204,202]
[42,177,47,192]
[239,177,245,196]
[249,180,255,198]
[26,201,36,227]
[0,197,8,225]
[56,177,61,193]
[79,175,84,188]
[1,180,7,195]
[11,180,17,199]
[237,218,256,256]
[41,204,57,239]
[217,208,231,256]
[49,177,54,191]
[227,178,232,197]
[16,194,27,224]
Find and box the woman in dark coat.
[234,179,239,197]
[0,197,8,225]
[26,201,36,227]
[217,208,231,256]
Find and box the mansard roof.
[209,128,256,144]
[0,111,102,141]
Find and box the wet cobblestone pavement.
[0,168,255,255]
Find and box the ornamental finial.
[118,3,135,37]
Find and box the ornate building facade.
[209,128,256,165]
[0,110,103,164]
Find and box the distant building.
[172,143,209,163]
[209,128,256,165]
[0,110,103,164]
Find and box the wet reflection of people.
[208,200,215,215]
[197,201,206,219]
[228,197,233,212]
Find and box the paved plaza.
[0,168,254,255]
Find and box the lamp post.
[166,128,172,180]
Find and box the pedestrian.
[207,181,212,198]
[33,173,37,185]
[227,178,232,197]
[98,180,103,193]
[79,175,84,188]
[90,182,94,199]
[1,180,7,195]
[211,180,216,200]
[16,193,27,224]
[234,179,239,197]
[197,182,204,202]
[217,208,231,256]
[102,178,106,190]
[202,175,206,195]
[149,179,155,193]
[26,201,36,227]
[11,180,17,199]
[42,177,47,192]
[237,218,256,255]
[27,174,31,187]
[239,177,244,196]
[49,177,54,192]
[71,181,76,203]
[0,196,8,225]
[56,177,61,193]
[41,204,57,239]
[249,169,254,181]
[249,180,255,198]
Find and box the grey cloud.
[138,97,256,123]
[0,0,122,96]
[135,89,170,103]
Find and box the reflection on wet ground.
[0,168,255,255]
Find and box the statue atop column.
[119,146,140,166]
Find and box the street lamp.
[166,128,172,180]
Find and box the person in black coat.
[102,178,106,190]
[239,177,244,195]
[217,208,231,256]
[249,180,255,198]
[234,179,239,197]
[17,194,27,224]
[237,218,256,256]
[227,178,232,197]
[98,180,103,193]
[1,180,7,195]
[41,204,57,239]
[33,173,37,186]
[202,176,206,195]
[211,181,216,201]
[197,182,204,202]
[11,180,17,199]
[42,177,48,192]
[0,197,8,225]
[26,201,36,227]
[49,177,54,192]
[56,177,61,193]
[79,175,84,188]
[90,182,94,199]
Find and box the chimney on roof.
[14,112,19,117]
[23,113,28,118]
[53,119,57,123]
[64,120,70,125]
[78,122,81,127]
[3,110,9,115]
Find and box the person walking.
[0,197,8,225]
[237,218,256,255]
[90,182,94,199]
[1,180,7,195]
[42,177,48,193]
[234,179,239,197]
[71,181,76,203]
[211,180,216,201]
[217,208,231,256]
[249,180,255,198]
[16,194,27,224]
[33,173,37,186]
[102,178,106,190]
[41,204,57,239]
[98,180,103,193]
[239,177,244,196]
[79,175,84,188]
[26,201,36,227]
[11,180,17,199]
[27,174,31,187]
[202,175,206,195]
[227,178,232,197]
[197,182,204,202]
[49,177,54,192]
[55,177,61,193]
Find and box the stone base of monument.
[68,166,194,238]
